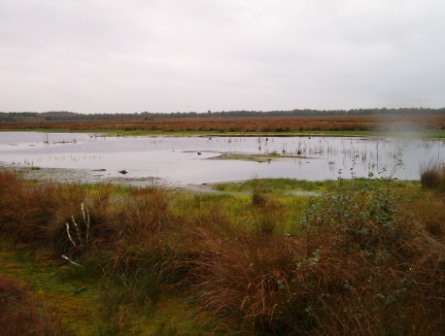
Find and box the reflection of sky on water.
[1,132,444,185]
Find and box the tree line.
[1,108,445,123]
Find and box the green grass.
[214,178,331,193]
[211,152,308,162]
[212,177,420,194]
[0,235,227,335]
[0,236,99,335]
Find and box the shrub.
[300,175,445,335]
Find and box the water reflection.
[0,132,444,185]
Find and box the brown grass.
[0,275,71,335]
[420,161,445,191]
[2,114,445,133]
[1,170,445,335]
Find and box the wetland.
[1,131,444,186]
[1,129,445,335]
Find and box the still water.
[1,132,444,186]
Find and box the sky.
[1,0,444,114]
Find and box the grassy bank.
[212,177,420,194]
[1,170,445,335]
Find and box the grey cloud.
[0,0,444,113]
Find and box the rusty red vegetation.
[1,114,445,133]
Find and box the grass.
[4,127,445,139]
[0,237,97,335]
[0,234,225,336]
[420,160,445,191]
[0,169,444,335]
[214,178,332,193]
[213,177,420,194]
[0,274,72,336]
[210,152,308,163]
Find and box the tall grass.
[1,169,445,335]
[420,160,445,191]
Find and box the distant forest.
[1,108,445,123]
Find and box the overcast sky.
[1,0,444,113]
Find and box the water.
[1,132,444,186]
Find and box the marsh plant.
[420,160,445,191]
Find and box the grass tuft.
[420,160,445,191]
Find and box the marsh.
[1,132,444,185]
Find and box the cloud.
[0,0,444,113]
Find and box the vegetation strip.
[3,111,445,138]
[1,167,445,335]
